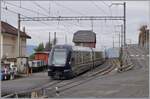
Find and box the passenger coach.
[48,45,105,79]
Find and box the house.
[73,30,96,48]
[0,21,31,59]
[34,51,49,64]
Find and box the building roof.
[35,51,49,54]
[73,30,96,43]
[1,21,31,39]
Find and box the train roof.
[72,46,92,52]
[53,44,102,52]
[92,48,102,52]
[53,44,72,50]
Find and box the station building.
[0,21,31,73]
[73,30,96,48]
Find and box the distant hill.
[26,45,37,56]
[106,47,119,58]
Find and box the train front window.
[52,49,67,65]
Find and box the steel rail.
[44,59,117,97]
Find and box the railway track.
[127,46,148,69]
[43,58,118,97]
[2,58,118,98]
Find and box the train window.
[84,52,90,62]
[75,51,79,64]
[52,49,67,65]
[37,62,40,66]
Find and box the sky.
[1,0,150,50]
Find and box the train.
[28,60,47,72]
[48,45,105,79]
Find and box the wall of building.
[2,33,27,58]
[20,37,27,57]
[3,33,17,58]
[75,42,96,48]
[34,53,49,64]
[0,33,3,58]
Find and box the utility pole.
[112,36,114,48]
[110,2,126,47]
[103,46,107,59]
[115,31,121,48]
[91,19,93,31]
[120,25,124,71]
[124,2,126,46]
[114,27,121,48]
[49,32,51,44]
[65,34,67,44]
[115,24,124,71]
[0,0,3,60]
[53,32,56,46]
[118,33,121,48]
[18,14,21,57]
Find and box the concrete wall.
[17,57,28,73]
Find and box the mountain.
[26,45,37,56]
[106,47,120,58]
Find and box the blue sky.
[1,1,150,50]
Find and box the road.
[1,72,50,96]
[53,45,149,98]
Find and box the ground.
[1,72,50,96]
[55,45,149,98]
[1,45,149,98]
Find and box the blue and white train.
[28,60,47,72]
[48,45,105,79]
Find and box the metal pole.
[119,33,120,48]
[91,19,93,31]
[49,32,50,44]
[65,34,67,44]
[54,32,56,46]
[124,2,126,46]
[18,14,21,57]
[120,25,123,71]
